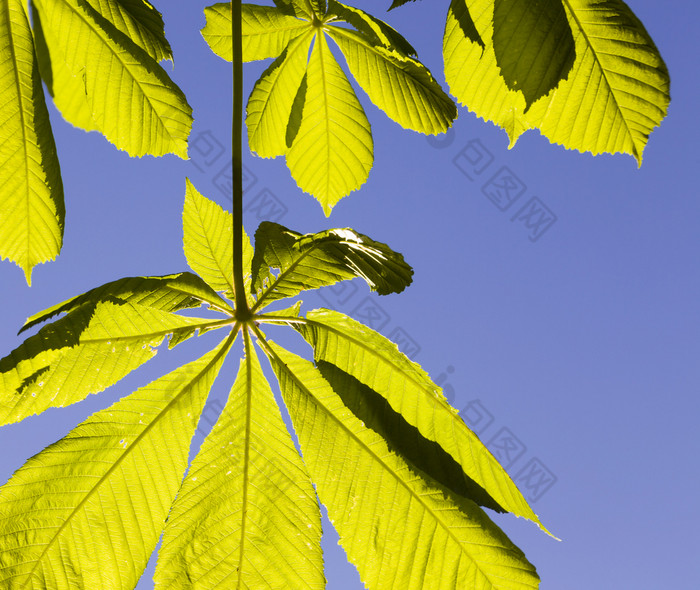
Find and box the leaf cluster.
[2,183,548,588]
[0,0,670,281]
[0,1,672,588]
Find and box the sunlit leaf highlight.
[252,221,413,310]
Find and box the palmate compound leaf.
[250,221,413,311]
[0,175,543,587]
[202,1,456,213]
[294,309,550,534]
[183,179,255,305]
[0,298,227,427]
[31,0,192,158]
[263,340,540,590]
[0,334,233,590]
[155,330,324,590]
[0,0,64,283]
[443,0,670,162]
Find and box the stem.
[231,0,250,321]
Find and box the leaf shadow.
[317,360,506,514]
[451,0,485,50]
[1,302,98,393]
[492,0,576,108]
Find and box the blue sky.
[1,1,698,588]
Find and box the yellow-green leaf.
[444,0,670,162]
[0,300,217,426]
[183,179,254,304]
[33,0,192,158]
[286,33,373,214]
[328,26,456,134]
[86,0,172,63]
[0,0,64,283]
[251,222,413,310]
[32,2,97,131]
[202,2,310,62]
[266,342,540,590]
[492,0,576,107]
[295,309,550,534]
[0,338,230,590]
[247,31,314,158]
[155,332,323,589]
[20,272,232,334]
[326,0,417,56]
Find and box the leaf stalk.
[231,0,251,321]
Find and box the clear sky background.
[1,1,698,588]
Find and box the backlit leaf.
[21,272,232,334]
[266,342,540,590]
[246,31,314,158]
[326,0,417,56]
[0,338,230,589]
[492,0,576,107]
[444,0,670,161]
[82,0,172,62]
[328,26,456,134]
[31,2,97,131]
[0,300,219,426]
[317,360,506,514]
[251,221,413,310]
[295,309,549,533]
[33,0,192,157]
[286,32,373,213]
[0,0,64,283]
[206,2,457,209]
[183,180,254,305]
[203,2,310,62]
[155,331,323,589]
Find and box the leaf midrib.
[75,317,230,345]
[236,330,255,589]
[317,32,333,198]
